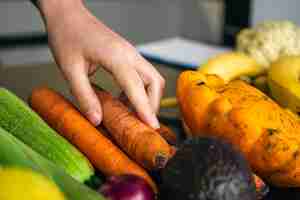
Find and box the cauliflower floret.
[237,20,300,70]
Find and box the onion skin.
[98,174,155,200]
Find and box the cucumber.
[0,126,105,200]
[0,87,94,182]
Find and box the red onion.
[98,174,155,200]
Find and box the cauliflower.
[237,20,300,69]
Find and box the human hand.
[36,0,164,128]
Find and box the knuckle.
[108,40,134,57]
[106,41,139,71]
[149,73,165,90]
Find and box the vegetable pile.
[0,125,105,200]
[177,70,300,187]
[160,19,300,199]
[0,84,265,200]
[0,87,94,183]
[29,86,157,192]
[4,19,296,200]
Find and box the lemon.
[268,56,300,113]
[0,167,65,200]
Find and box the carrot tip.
[155,153,168,169]
[254,175,269,199]
[256,184,269,200]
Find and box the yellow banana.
[199,52,263,83]
[160,52,262,108]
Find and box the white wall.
[0,0,224,66]
[0,1,183,44]
[0,1,44,35]
[0,0,223,44]
[252,0,300,26]
[181,0,224,43]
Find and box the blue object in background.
[137,37,231,69]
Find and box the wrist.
[36,0,85,23]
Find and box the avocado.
[160,137,256,200]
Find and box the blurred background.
[0,0,300,101]
[0,0,300,66]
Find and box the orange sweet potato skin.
[177,70,300,187]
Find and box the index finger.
[111,65,160,129]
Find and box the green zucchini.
[0,126,105,200]
[0,87,94,182]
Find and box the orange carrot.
[93,85,173,170]
[117,95,177,146]
[157,123,178,145]
[29,86,157,192]
[97,126,113,140]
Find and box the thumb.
[64,64,102,126]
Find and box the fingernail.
[149,113,160,129]
[88,110,101,126]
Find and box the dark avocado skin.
[160,137,256,200]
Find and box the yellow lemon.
[0,167,65,200]
[268,56,300,113]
